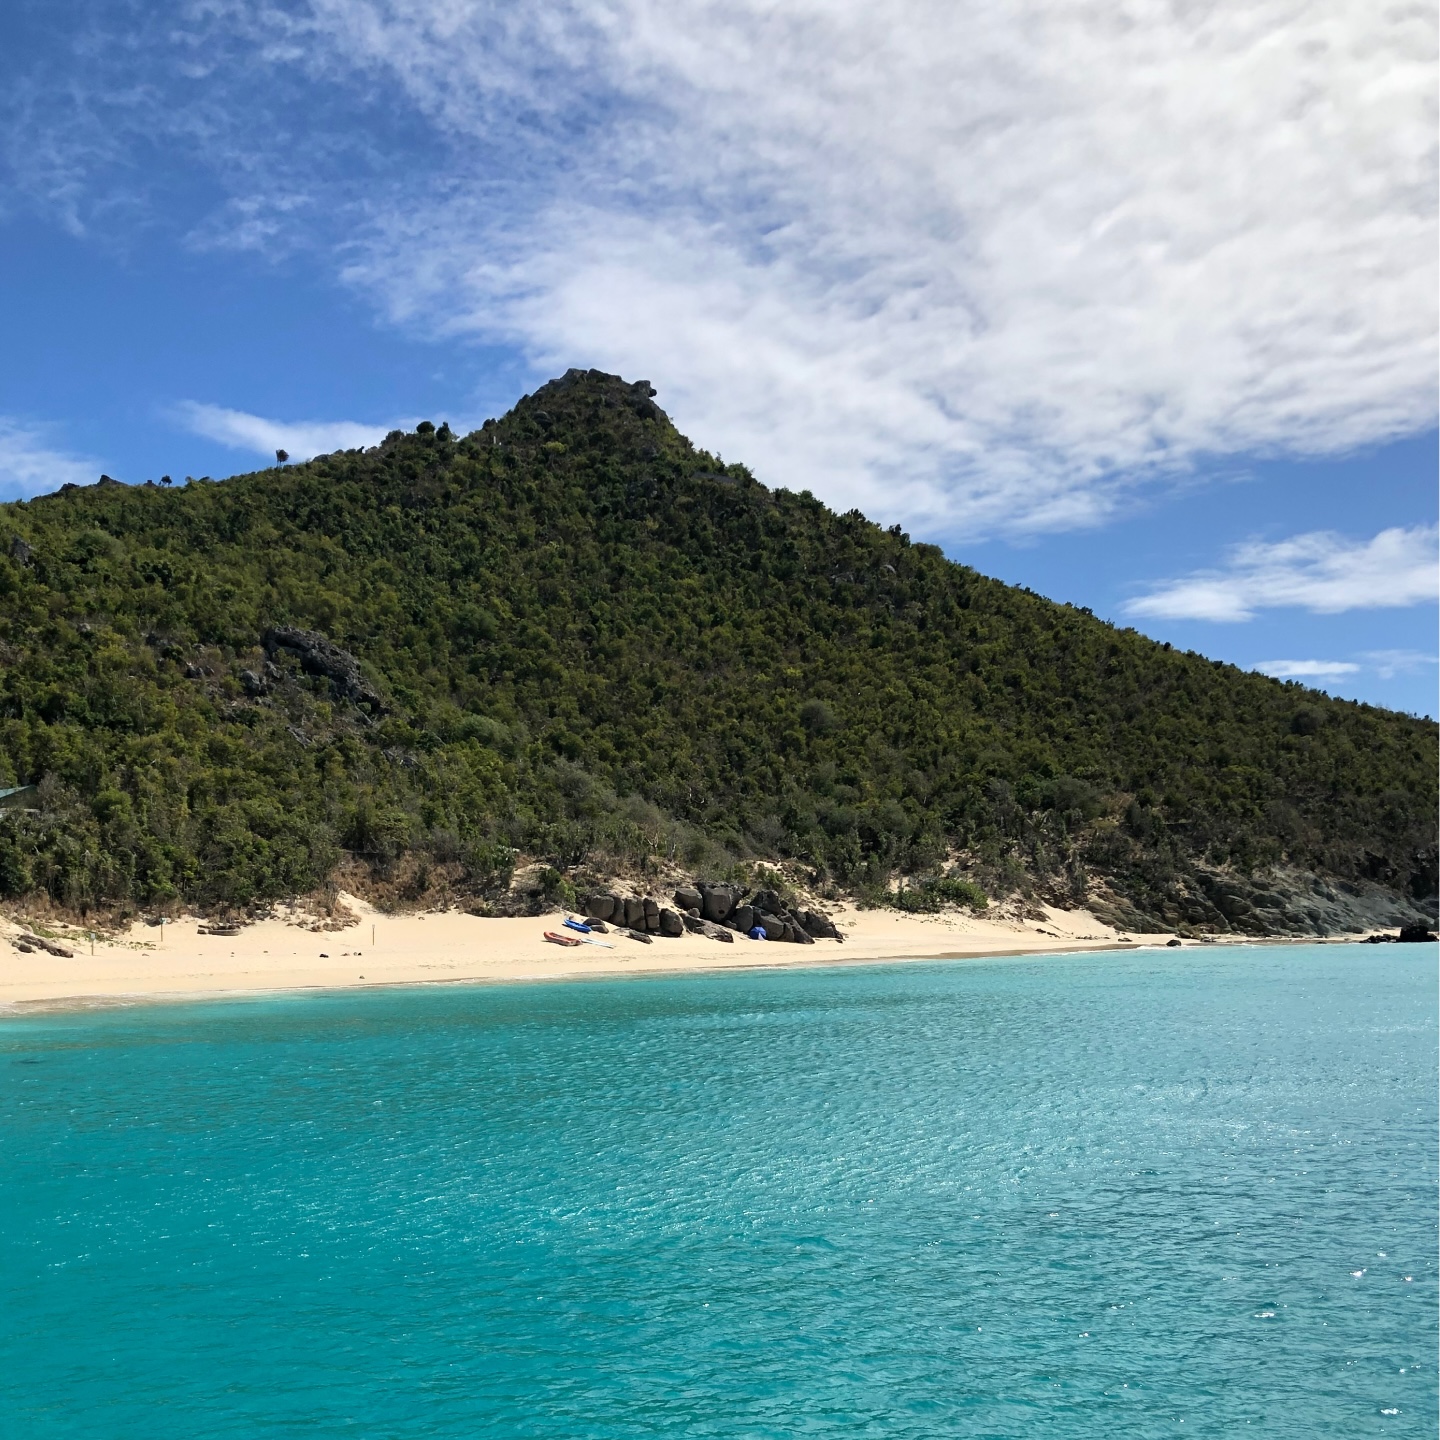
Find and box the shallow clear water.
[1,944,1435,1437]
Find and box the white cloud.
[310,0,1437,535]
[0,419,103,499]
[5,1,1438,535]
[1125,526,1439,622]
[173,402,390,460]
[1254,659,1361,680]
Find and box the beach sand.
[0,895,1198,1012]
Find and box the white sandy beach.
[0,893,1215,1011]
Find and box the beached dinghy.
[552,917,615,948]
[543,930,583,946]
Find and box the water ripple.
[1,943,1435,1437]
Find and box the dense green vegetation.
[0,368,1433,925]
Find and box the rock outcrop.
[1366,924,1440,944]
[581,880,843,943]
[1090,861,1437,938]
[795,908,843,940]
[263,627,384,712]
[15,932,73,957]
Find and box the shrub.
[889,875,988,913]
[535,866,577,908]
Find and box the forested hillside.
[0,368,1433,933]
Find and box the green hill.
[0,368,1433,934]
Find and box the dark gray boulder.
[623,897,645,929]
[796,908,843,941]
[730,904,754,933]
[700,884,738,924]
[756,911,787,941]
[682,912,733,942]
[673,886,703,913]
[659,908,683,937]
[750,889,787,917]
[585,894,617,922]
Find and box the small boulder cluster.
[582,883,843,944]
[1364,924,1438,944]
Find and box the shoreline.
[0,894,1368,1016]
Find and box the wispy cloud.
[313,0,1440,535]
[184,193,316,257]
[0,418,102,499]
[173,402,390,460]
[1362,649,1439,681]
[4,1,1437,535]
[1125,526,1439,623]
[1254,659,1361,680]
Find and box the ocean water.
[1,944,1434,1438]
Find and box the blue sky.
[1,0,1435,716]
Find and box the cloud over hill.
[4,0,1435,536]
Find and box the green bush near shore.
[886,876,990,913]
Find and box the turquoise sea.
[1,943,1435,1437]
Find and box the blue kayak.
[563,918,592,934]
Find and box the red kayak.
[544,930,583,947]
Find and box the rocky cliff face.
[1088,863,1436,938]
